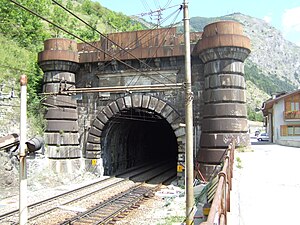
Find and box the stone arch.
[85,93,185,176]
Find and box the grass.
[236,156,243,169]
[236,145,253,153]
[157,216,186,225]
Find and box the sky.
[99,0,300,46]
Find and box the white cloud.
[282,7,300,33]
[263,15,272,24]
[282,7,300,45]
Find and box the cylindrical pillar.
[38,38,80,173]
[195,21,251,180]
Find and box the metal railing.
[200,140,235,225]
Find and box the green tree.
[81,0,92,14]
[66,0,73,10]
[50,0,69,37]
[0,0,49,51]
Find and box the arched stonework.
[85,93,185,177]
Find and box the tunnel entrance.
[101,107,178,175]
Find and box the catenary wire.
[51,0,181,86]
[8,0,177,89]
[130,7,182,86]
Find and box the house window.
[281,125,300,136]
[291,102,300,111]
[295,127,300,135]
[288,127,294,135]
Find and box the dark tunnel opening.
[101,108,178,176]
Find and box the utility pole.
[19,75,28,225]
[183,0,194,224]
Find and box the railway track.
[0,161,176,225]
[60,183,159,225]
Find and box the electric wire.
[116,3,181,59]
[51,0,181,86]
[7,0,174,89]
[135,3,180,18]
[163,0,173,8]
[78,4,181,73]
[114,5,182,55]
[130,7,182,86]
[139,0,152,13]
[7,0,186,102]
[2,0,184,110]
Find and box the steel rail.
[0,177,111,219]
[0,161,161,223]
[59,164,175,225]
[22,179,131,224]
[59,183,159,225]
[0,177,124,224]
[1,162,174,224]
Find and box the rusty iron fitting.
[20,75,27,86]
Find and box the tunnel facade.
[86,94,183,176]
[38,21,250,181]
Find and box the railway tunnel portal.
[86,94,183,176]
[38,21,251,182]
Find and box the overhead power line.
[51,0,181,85]
[8,0,184,92]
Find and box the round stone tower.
[38,38,81,173]
[195,21,251,180]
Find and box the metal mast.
[183,0,194,224]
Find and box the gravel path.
[228,141,300,225]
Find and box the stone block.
[142,95,151,108]
[161,105,173,118]
[103,106,113,118]
[93,119,104,130]
[204,88,246,103]
[124,95,132,108]
[116,97,126,110]
[85,151,101,159]
[97,112,109,124]
[109,101,120,114]
[131,94,142,108]
[45,132,79,145]
[86,142,101,151]
[87,133,101,143]
[46,120,79,132]
[89,127,102,137]
[148,97,159,111]
[202,118,248,132]
[154,100,166,113]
